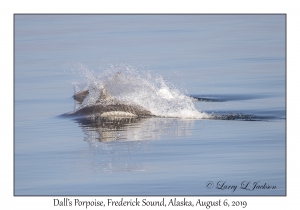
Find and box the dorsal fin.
[99,88,112,100]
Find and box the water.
[14,14,286,196]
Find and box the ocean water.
[14,14,286,196]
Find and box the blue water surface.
[14,14,286,195]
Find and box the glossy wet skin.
[68,88,153,117]
[73,90,89,103]
[66,102,153,117]
[15,15,285,196]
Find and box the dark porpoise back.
[67,87,153,117]
[73,90,89,103]
[66,103,153,117]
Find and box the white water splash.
[70,63,209,119]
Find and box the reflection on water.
[74,116,195,143]
[71,116,196,174]
[14,15,285,195]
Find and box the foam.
[70,63,209,119]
